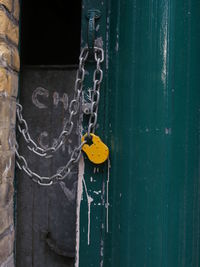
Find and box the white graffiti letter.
[32,87,49,109]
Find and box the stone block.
[0,98,10,122]
[0,68,18,97]
[0,68,8,93]
[11,46,19,71]
[0,181,13,209]
[0,0,12,12]
[0,43,11,67]
[8,72,18,97]
[0,229,14,264]
[13,0,19,20]
[0,201,13,235]
[0,253,14,267]
[0,1,18,264]
[0,127,15,151]
[0,10,19,45]
[0,152,15,183]
[0,42,20,71]
[6,20,19,46]
[0,97,16,123]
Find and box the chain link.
[15,46,104,186]
[88,47,104,135]
[16,47,89,158]
[15,140,87,186]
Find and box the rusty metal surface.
[16,66,79,267]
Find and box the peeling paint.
[96,24,100,32]
[106,158,111,232]
[165,127,172,135]
[102,176,105,206]
[95,37,103,48]
[160,6,168,91]
[115,33,119,52]
[105,16,110,70]
[115,41,119,52]
[75,154,94,267]
[100,238,104,267]
[93,190,101,195]
[75,156,84,267]
[82,177,93,245]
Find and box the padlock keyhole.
[85,135,93,146]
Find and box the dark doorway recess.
[16,1,82,267]
[20,0,81,65]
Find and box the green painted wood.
[79,0,200,266]
[77,1,108,266]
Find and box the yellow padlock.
[81,133,109,164]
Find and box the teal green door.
[78,0,200,266]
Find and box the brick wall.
[0,0,19,266]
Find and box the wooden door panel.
[16,66,79,267]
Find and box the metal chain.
[15,46,104,186]
[15,140,86,186]
[87,47,104,135]
[16,47,89,158]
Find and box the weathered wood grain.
[16,66,79,267]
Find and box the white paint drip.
[95,36,103,48]
[93,190,101,195]
[106,158,111,233]
[75,156,94,267]
[100,238,104,267]
[96,24,100,32]
[75,156,84,267]
[83,177,93,245]
[75,148,110,265]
